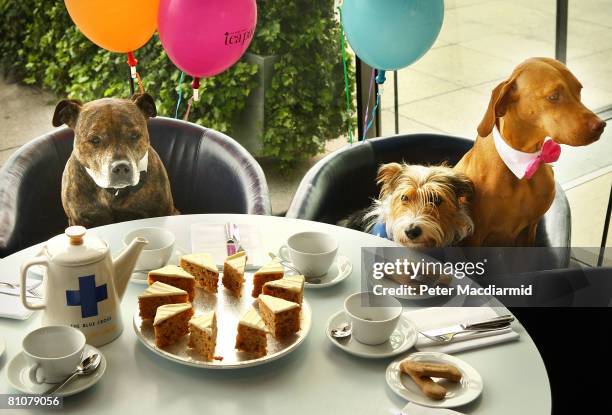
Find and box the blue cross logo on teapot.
[65,275,108,318]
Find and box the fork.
[420,325,510,343]
[267,252,302,274]
[0,281,43,299]
[230,223,245,253]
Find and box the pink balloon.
[158,0,257,78]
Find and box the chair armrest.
[0,130,71,257]
[537,182,572,248]
[200,128,271,215]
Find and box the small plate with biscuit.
[386,352,483,408]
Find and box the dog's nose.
[405,225,422,240]
[110,160,132,179]
[589,118,606,134]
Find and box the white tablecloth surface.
[0,214,551,414]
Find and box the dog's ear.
[377,163,404,197]
[477,77,517,138]
[52,99,82,129]
[132,93,157,118]
[449,172,474,204]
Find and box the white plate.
[0,336,5,359]
[133,289,312,369]
[286,256,352,289]
[386,351,483,408]
[325,310,417,359]
[6,345,107,397]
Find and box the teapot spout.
[112,237,148,300]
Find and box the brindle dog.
[52,93,178,227]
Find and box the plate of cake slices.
[133,251,312,369]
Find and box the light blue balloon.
[341,0,444,71]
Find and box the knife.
[231,223,244,253]
[420,315,514,338]
[462,314,514,330]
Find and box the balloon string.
[175,71,185,118]
[338,6,354,145]
[183,97,194,121]
[126,51,144,95]
[361,68,376,141]
[135,72,144,94]
[365,89,380,135]
[128,66,135,96]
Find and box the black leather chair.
[286,134,572,256]
[0,117,271,257]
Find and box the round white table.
[0,214,551,414]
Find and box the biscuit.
[401,360,462,383]
[404,369,447,400]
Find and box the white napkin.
[402,402,464,415]
[0,276,43,320]
[405,307,519,354]
[190,223,266,268]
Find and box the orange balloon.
[64,0,159,53]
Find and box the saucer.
[286,256,352,289]
[6,345,107,397]
[325,310,417,358]
[386,351,483,408]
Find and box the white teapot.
[20,226,148,346]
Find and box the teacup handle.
[27,363,44,385]
[20,257,48,310]
[278,245,291,262]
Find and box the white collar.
[492,126,542,179]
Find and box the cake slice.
[251,261,284,297]
[148,265,196,301]
[188,311,217,361]
[257,294,301,338]
[262,275,305,304]
[222,251,247,297]
[180,253,219,293]
[235,307,268,357]
[153,303,194,347]
[138,281,189,320]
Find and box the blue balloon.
[341,0,444,71]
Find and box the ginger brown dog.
[455,57,606,246]
[53,93,178,227]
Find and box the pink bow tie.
[523,140,561,179]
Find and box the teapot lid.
[46,226,108,266]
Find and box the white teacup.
[124,227,175,271]
[279,231,338,277]
[23,325,86,384]
[344,292,402,345]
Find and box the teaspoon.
[44,353,101,395]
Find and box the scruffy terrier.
[352,163,475,248]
